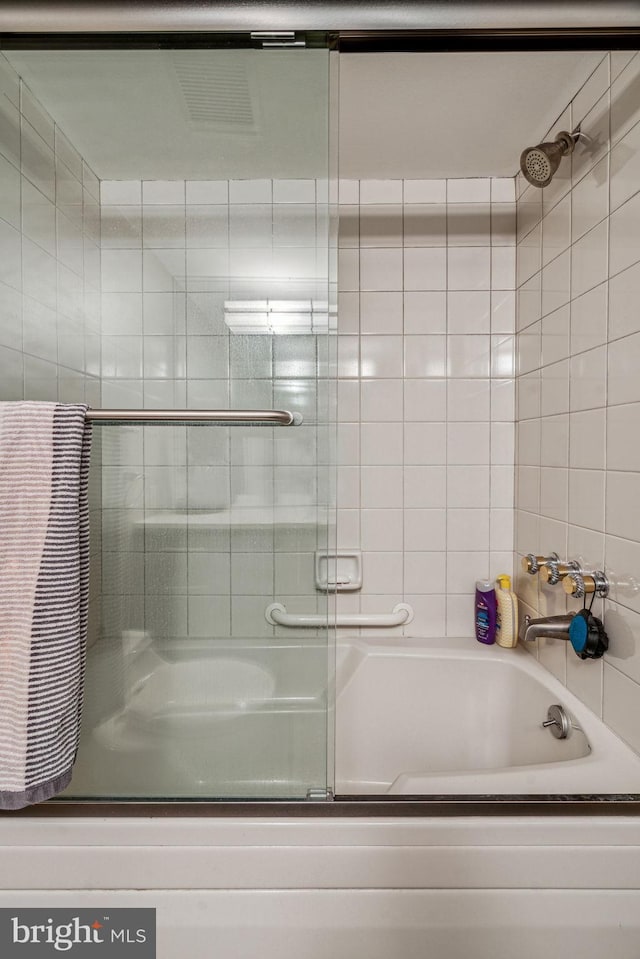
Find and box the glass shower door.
[1,38,336,800]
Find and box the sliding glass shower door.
[1,37,336,800]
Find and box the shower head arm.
[553,129,580,156]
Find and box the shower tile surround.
[0,52,334,660]
[99,177,333,645]
[0,53,102,648]
[514,51,640,755]
[336,176,516,637]
[3,45,640,769]
[0,57,101,404]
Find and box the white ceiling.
[339,51,603,179]
[5,48,330,180]
[6,48,603,182]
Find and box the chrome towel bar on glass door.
[265,603,414,628]
[85,409,303,425]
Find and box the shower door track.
[4,797,640,818]
[1,28,640,51]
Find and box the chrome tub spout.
[519,612,576,643]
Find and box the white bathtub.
[72,634,640,799]
[335,637,640,795]
[11,638,640,958]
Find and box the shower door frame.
[2,14,640,816]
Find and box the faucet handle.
[540,559,580,586]
[563,570,609,599]
[521,613,535,640]
[521,552,559,575]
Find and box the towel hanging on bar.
[0,402,91,809]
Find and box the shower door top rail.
[0,2,638,32]
[86,409,303,426]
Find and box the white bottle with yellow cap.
[495,574,518,648]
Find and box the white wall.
[336,177,515,637]
[514,51,640,754]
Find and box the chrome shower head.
[520,130,578,188]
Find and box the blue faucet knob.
[568,609,608,660]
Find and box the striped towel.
[0,402,91,810]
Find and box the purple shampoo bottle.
[475,579,497,645]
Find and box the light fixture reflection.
[224,299,337,334]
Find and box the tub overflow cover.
[542,704,570,740]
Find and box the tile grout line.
[401,178,406,635]
[601,53,613,719]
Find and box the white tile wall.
[514,51,640,756]
[337,178,516,638]
[6,45,640,769]
[0,54,101,401]
[0,53,102,646]
[100,177,334,643]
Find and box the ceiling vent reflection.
[171,51,256,130]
